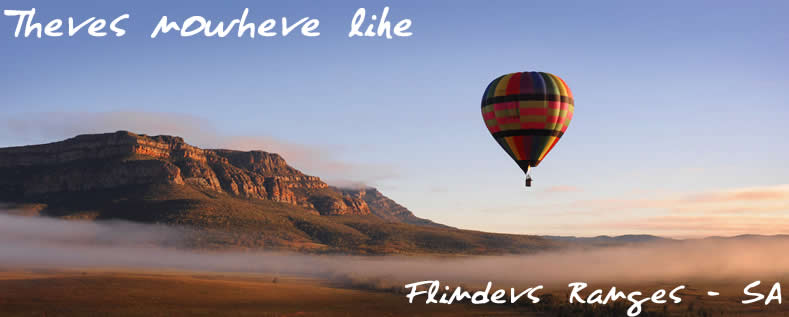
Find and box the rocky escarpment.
[335,187,447,227]
[0,131,381,216]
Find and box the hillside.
[0,131,554,254]
[543,234,672,246]
[333,186,447,228]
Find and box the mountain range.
[0,131,553,254]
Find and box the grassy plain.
[0,268,785,316]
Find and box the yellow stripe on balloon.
[548,73,568,97]
[494,74,514,97]
[499,123,521,131]
[544,74,561,132]
[537,136,557,161]
[505,137,522,160]
[495,108,518,117]
[519,100,546,109]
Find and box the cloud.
[544,185,582,193]
[0,111,396,186]
[513,184,789,237]
[659,185,789,215]
[590,215,789,238]
[681,184,789,203]
[564,184,789,215]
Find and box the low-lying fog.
[1,212,787,288]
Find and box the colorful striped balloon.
[481,72,574,177]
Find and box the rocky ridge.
[0,131,426,218]
[334,187,445,227]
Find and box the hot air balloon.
[481,72,574,187]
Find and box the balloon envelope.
[481,72,574,175]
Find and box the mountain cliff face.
[334,187,446,227]
[0,131,555,254]
[0,131,421,218]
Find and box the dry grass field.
[0,268,785,316]
[0,269,528,317]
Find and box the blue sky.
[2,0,788,237]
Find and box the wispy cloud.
[510,184,789,237]
[0,111,396,186]
[544,185,582,193]
[566,184,789,215]
[681,184,789,203]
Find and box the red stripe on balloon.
[506,72,522,95]
[520,122,545,129]
[498,116,520,124]
[512,135,526,159]
[522,135,534,161]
